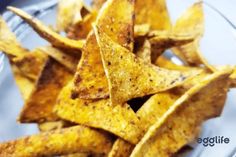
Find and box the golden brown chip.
[172,1,214,71]
[38,46,79,73]
[8,7,84,53]
[19,58,72,123]
[54,82,143,144]
[94,26,198,105]
[71,0,134,99]
[108,139,134,157]
[130,69,231,157]
[57,0,91,32]
[0,125,113,157]
[135,0,171,30]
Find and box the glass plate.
[0,0,236,156]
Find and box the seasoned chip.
[0,125,113,157]
[135,0,171,30]
[94,26,198,105]
[38,46,79,73]
[71,0,134,99]
[57,0,91,32]
[8,7,84,53]
[19,58,72,123]
[108,92,179,157]
[130,69,231,157]
[54,81,143,144]
[172,1,214,71]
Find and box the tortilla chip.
[38,46,79,73]
[94,26,198,105]
[54,82,143,144]
[108,92,179,157]
[0,16,28,59]
[135,0,171,30]
[0,125,113,156]
[57,0,91,32]
[135,39,151,63]
[148,31,194,62]
[71,0,134,99]
[172,1,214,71]
[8,7,84,53]
[130,69,231,157]
[19,58,73,123]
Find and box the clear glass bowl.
[0,0,236,156]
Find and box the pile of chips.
[0,0,236,156]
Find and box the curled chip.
[94,26,198,105]
[54,81,143,144]
[19,58,72,123]
[0,125,113,157]
[130,69,231,157]
[172,1,215,71]
[8,7,84,53]
[71,0,134,99]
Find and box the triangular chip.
[0,125,113,156]
[19,58,72,123]
[108,92,180,157]
[8,7,84,53]
[172,1,215,71]
[54,81,143,144]
[94,26,198,105]
[135,0,171,30]
[130,69,231,157]
[71,0,134,99]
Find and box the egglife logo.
[197,136,230,147]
